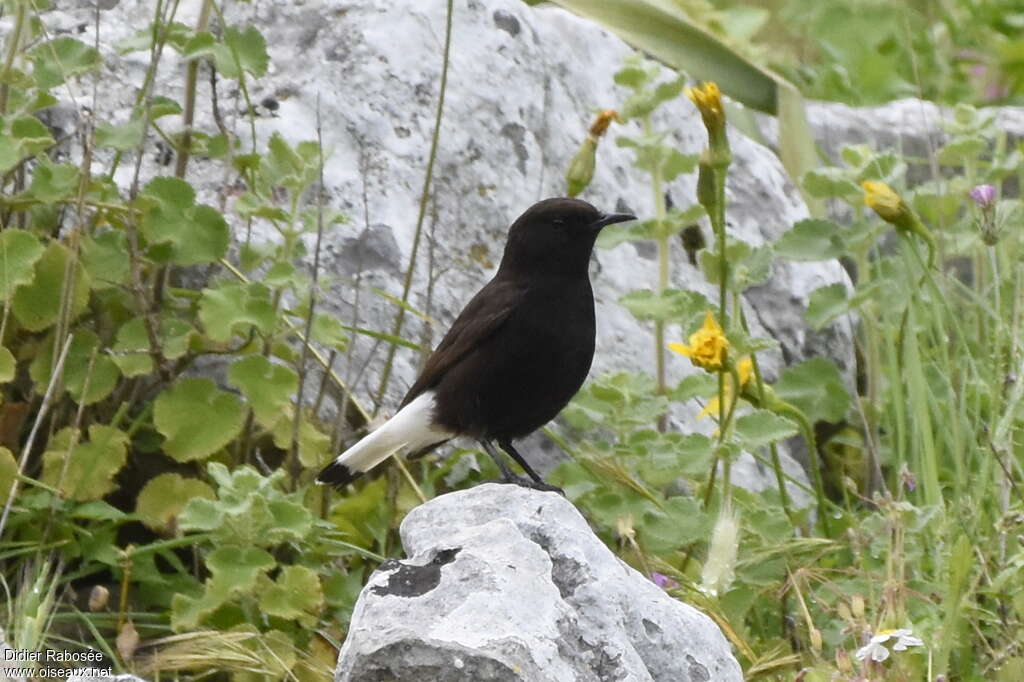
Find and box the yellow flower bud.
[861,180,936,263]
[861,181,904,223]
[588,109,622,138]
[566,137,597,198]
[565,110,621,198]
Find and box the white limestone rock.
[335,483,742,682]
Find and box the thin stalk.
[642,117,669,431]
[174,0,214,178]
[0,335,74,539]
[288,96,327,487]
[373,0,454,413]
[0,0,28,114]
[738,306,796,527]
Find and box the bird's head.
[499,198,635,278]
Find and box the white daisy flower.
[854,628,923,663]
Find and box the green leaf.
[207,546,275,590]
[95,117,146,151]
[774,219,846,261]
[0,447,16,505]
[0,229,45,301]
[228,355,298,427]
[310,313,349,351]
[662,148,698,182]
[0,347,14,384]
[31,38,102,89]
[700,239,772,289]
[136,473,216,532]
[937,136,987,166]
[775,357,850,424]
[30,330,120,405]
[10,116,55,157]
[805,283,849,330]
[619,288,711,323]
[139,178,230,265]
[149,96,183,119]
[41,425,129,501]
[258,565,323,625]
[112,317,196,377]
[199,282,276,343]
[639,497,707,554]
[216,26,269,79]
[12,242,90,331]
[81,230,131,290]
[28,160,79,203]
[734,410,799,450]
[154,378,246,461]
[638,433,715,485]
[801,167,860,200]
[110,321,152,378]
[271,412,331,468]
[671,372,716,402]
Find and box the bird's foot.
[488,474,564,495]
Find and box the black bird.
[317,198,635,489]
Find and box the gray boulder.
[335,483,742,682]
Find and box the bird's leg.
[480,440,517,482]
[499,440,563,494]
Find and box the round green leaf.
[41,425,128,501]
[30,330,120,405]
[31,37,101,88]
[734,410,799,450]
[136,472,215,532]
[154,378,245,461]
[199,282,276,343]
[12,242,90,331]
[138,177,229,265]
[258,565,323,625]
[775,357,851,424]
[0,229,45,301]
[774,219,846,261]
[806,283,849,330]
[207,546,275,591]
[228,355,297,427]
[0,347,14,384]
[0,447,16,505]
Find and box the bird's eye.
[552,218,566,228]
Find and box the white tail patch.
[317,392,452,483]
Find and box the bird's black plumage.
[317,198,635,488]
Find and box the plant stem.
[373,0,454,414]
[0,0,28,115]
[643,117,670,431]
[174,0,213,178]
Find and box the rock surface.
[336,484,742,682]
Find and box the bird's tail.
[316,392,451,488]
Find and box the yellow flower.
[686,82,728,160]
[699,356,753,419]
[686,82,724,132]
[668,311,728,372]
[861,180,905,223]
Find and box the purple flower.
[651,572,679,589]
[970,184,996,209]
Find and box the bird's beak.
[591,212,637,230]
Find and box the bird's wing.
[401,278,524,407]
